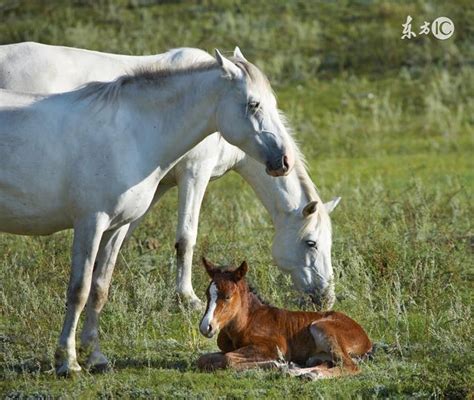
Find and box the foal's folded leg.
[80,224,129,372]
[197,352,227,371]
[309,320,360,377]
[223,344,281,371]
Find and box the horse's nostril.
[282,155,289,172]
[206,325,212,334]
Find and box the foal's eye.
[224,295,231,301]
[306,240,317,249]
[248,100,260,112]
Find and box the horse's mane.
[76,60,219,104]
[75,53,272,107]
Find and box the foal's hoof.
[55,360,82,377]
[86,352,111,374]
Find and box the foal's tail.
[357,342,385,362]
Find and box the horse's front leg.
[123,184,173,242]
[79,224,129,372]
[55,213,108,376]
[174,164,213,309]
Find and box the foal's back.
[250,306,372,363]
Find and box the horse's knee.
[90,280,109,310]
[67,281,89,307]
[175,237,195,258]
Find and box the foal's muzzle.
[200,323,217,338]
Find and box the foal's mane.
[247,283,270,306]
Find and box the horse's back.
[0,42,149,93]
[0,42,212,94]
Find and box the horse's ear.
[302,200,318,217]
[215,48,242,79]
[202,257,217,277]
[234,261,248,281]
[233,46,247,62]
[324,197,341,214]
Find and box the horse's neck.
[120,68,223,174]
[234,155,309,223]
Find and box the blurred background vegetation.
[1,0,473,398]
[0,0,472,79]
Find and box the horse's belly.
[0,202,71,235]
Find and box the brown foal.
[197,258,372,378]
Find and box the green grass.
[1,0,473,398]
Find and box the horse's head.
[271,197,341,310]
[199,257,248,338]
[214,47,295,177]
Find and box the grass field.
[1,1,473,398]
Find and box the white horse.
[1,43,341,311]
[0,47,296,375]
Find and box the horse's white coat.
[0,43,340,308]
[199,282,218,337]
[0,43,342,372]
[0,44,295,374]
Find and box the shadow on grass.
[110,355,193,372]
[2,353,195,379]
[1,358,53,377]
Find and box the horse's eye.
[248,101,260,112]
[224,295,231,301]
[306,240,317,249]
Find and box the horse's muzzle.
[266,155,292,177]
[308,288,336,311]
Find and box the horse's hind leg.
[80,224,129,372]
[174,165,213,309]
[309,320,360,377]
[55,213,108,376]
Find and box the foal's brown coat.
[198,259,372,378]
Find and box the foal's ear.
[302,200,318,217]
[215,48,242,79]
[202,257,217,277]
[233,261,248,281]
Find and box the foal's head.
[199,258,248,338]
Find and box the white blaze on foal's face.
[199,282,218,338]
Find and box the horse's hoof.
[189,297,203,310]
[177,293,203,310]
[86,352,110,374]
[56,360,82,377]
[88,362,111,374]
